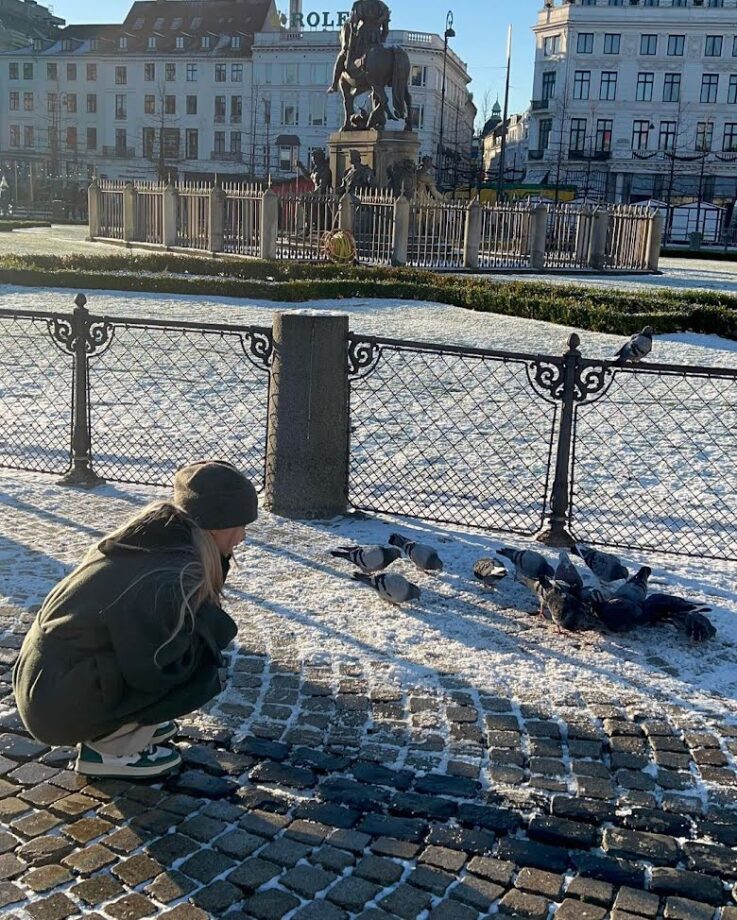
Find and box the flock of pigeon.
[330,535,716,643]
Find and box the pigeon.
[352,571,421,605]
[555,551,583,597]
[497,547,554,581]
[642,593,711,621]
[588,589,645,632]
[388,533,443,573]
[330,544,401,573]
[534,576,584,632]
[612,566,652,605]
[473,558,508,588]
[573,545,629,583]
[614,326,654,364]
[681,611,717,642]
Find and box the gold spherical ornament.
[321,229,357,264]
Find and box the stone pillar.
[647,212,664,272]
[264,311,349,519]
[162,182,178,248]
[122,181,137,243]
[260,188,278,260]
[208,183,226,253]
[87,179,101,240]
[577,206,593,266]
[530,203,548,270]
[392,194,410,266]
[463,198,481,270]
[338,192,355,233]
[589,208,610,271]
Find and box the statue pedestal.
[328,129,421,190]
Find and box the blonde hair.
[45,500,225,668]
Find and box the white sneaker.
[75,743,182,778]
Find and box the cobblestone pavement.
[1,475,737,919]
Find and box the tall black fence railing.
[0,300,273,489]
[347,333,737,561]
[1,298,736,561]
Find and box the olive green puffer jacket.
[13,513,237,745]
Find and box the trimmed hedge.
[0,220,52,233]
[1,252,736,340]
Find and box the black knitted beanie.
[173,460,258,529]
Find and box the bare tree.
[139,80,183,181]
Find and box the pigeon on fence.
[534,576,585,632]
[352,571,421,605]
[614,326,654,364]
[473,558,509,588]
[573,545,629,583]
[330,544,401,573]
[497,547,554,581]
[555,551,584,596]
[388,533,444,573]
[642,592,711,620]
[612,566,652,605]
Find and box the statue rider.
[329,0,391,93]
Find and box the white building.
[482,104,530,183]
[0,0,475,201]
[528,0,737,206]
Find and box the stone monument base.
[328,129,421,190]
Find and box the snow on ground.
[6,223,737,295]
[1,470,736,737]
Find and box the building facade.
[528,0,737,205]
[0,0,63,52]
[0,0,475,202]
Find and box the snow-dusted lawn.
[2,471,736,736]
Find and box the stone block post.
[647,212,664,272]
[122,181,137,244]
[463,198,481,270]
[264,312,349,519]
[576,206,594,266]
[392,194,410,266]
[208,183,226,253]
[338,192,355,234]
[162,182,178,249]
[260,188,278,260]
[588,208,611,271]
[87,179,101,240]
[529,203,548,270]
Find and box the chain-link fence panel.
[570,363,737,560]
[347,335,558,534]
[87,318,272,487]
[0,311,71,475]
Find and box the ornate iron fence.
[347,334,558,534]
[275,192,337,261]
[135,181,165,245]
[97,179,125,240]
[354,191,395,266]
[223,182,264,257]
[0,299,272,489]
[407,200,467,269]
[347,332,737,561]
[478,202,534,270]
[175,181,210,250]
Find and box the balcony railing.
[211,151,243,162]
[102,146,135,158]
[568,149,612,161]
[531,99,550,111]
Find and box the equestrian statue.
[329,0,413,133]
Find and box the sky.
[48,0,540,126]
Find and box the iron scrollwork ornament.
[242,328,274,371]
[86,320,114,356]
[347,336,381,379]
[528,357,566,402]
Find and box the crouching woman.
[13,460,258,779]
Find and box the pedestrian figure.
[13,460,258,778]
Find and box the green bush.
[0,220,52,233]
[1,252,736,340]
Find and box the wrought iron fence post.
[57,294,106,488]
[535,334,580,548]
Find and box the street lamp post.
[437,10,455,190]
[495,25,512,204]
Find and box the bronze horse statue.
[338,43,413,132]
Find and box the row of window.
[542,69,737,104]
[577,0,725,6]
[547,32,737,58]
[536,117,737,153]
